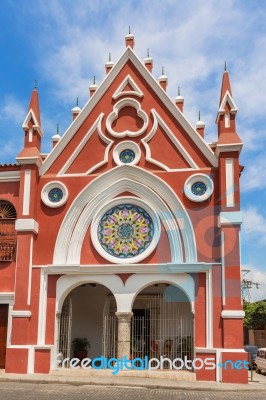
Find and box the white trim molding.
[0,293,14,303]
[106,98,148,138]
[22,170,31,215]
[58,114,114,176]
[215,143,243,156]
[16,156,42,168]
[22,109,43,137]
[0,171,20,182]
[221,310,245,319]
[11,310,32,318]
[216,90,238,121]
[225,159,235,207]
[142,110,199,170]
[112,74,144,99]
[15,219,39,234]
[218,211,242,227]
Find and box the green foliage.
[244,301,266,330]
[71,337,90,351]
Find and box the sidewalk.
[0,370,266,392]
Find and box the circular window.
[91,198,161,264]
[48,188,64,203]
[113,141,141,166]
[184,174,213,202]
[119,149,135,164]
[41,181,68,208]
[191,182,207,196]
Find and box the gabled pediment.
[22,109,43,137]
[219,90,238,114]
[40,47,218,176]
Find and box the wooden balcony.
[0,220,16,262]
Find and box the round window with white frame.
[184,174,213,202]
[91,197,161,264]
[113,141,141,166]
[41,181,68,208]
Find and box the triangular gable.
[22,109,43,136]
[142,110,198,170]
[219,90,238,114]
[112,74,144,99]
[40,47,218,176]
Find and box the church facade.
[0,34,247,383]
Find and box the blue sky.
[0,0,265,300]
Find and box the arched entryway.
[131,283,194,364]
[58,283,117,363]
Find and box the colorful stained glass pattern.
[119,149,135,163]
[48,188,64,203]
[97,204,154,258]
[191,182,207,196]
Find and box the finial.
[93,76,96,85]
[128,25,131,34]
[162,66,164,75]
[34,80,37,89]
[224,61,227,71]
[198,111,201,121]
[109,52,111,62]
[56,124,59,134]
[147,48,150,58]
[178,86,180,96]
[76,97,79,106]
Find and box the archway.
[58,282,117,363]
[130,283,194,365]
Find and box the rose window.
[97,204,154,259]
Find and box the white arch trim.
[66,180,182,264]
[53,165,197,264]
[56,273,195,314]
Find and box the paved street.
[0,382,265,400]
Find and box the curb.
[0,376,266,392]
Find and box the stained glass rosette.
[191,182,207,196]
[48,188,64,203]
[97,204,154,258]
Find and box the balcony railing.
[0,219,16,261]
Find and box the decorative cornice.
[40,262,216,275]
[0,171,20,182]
[16,156,42,168]
[11,310,32,318]
[215,143,243,156]
[15,219,39,234]
[221,310,245,319]
[218,212,242,227]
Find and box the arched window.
[0,200,17,262]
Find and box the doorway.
[0,304,8,368]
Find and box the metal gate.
[102,315,117,359]
[131,295,194,365]
[58,297,72,365]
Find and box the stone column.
[115,312,133,359]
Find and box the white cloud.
[0,95,26,124]
[242,207,266,244]
[242,267,266,302]
[241,154,266,192]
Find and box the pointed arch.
[53,166,197,264]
